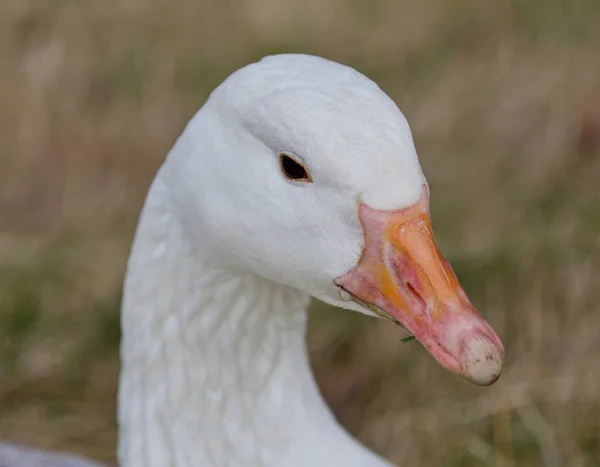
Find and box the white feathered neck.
[118,175,392,467]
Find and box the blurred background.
[1,0,599,465]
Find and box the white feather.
[4,54,431,466]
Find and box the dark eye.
[279,153,312,183]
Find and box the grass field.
[1,0,600,465]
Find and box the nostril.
[387,254,427,311]
[406,281,419,299]
[405,281,426,311]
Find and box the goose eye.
[279,153,312,183]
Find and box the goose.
[0,54,504,467]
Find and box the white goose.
[0,54,504,467]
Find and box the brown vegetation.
[1,0,599,465]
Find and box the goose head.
[163,54,503,386]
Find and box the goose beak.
[335,187,504,386]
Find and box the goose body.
[2,54,503,466]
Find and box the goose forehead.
[221,83,406,147]
[208,54,426,209]
[218,54,386,102]
[243,103,424,210]
[222,67,416,155]
[260,92,425,209]
[327,145,425,210]
[213,55,405,134]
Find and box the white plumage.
[1,54,503,467]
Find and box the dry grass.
[1,0,600,465]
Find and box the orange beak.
[335,186,504,386]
